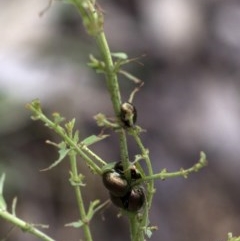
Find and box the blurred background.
[1,0,240,240]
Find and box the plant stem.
[27,103,102,175]
[131,130,155,207]
[69,151,93,241]
[95,33,131,173]
[0,209,55,241]
[143,153,207,181]
[95,32,122,114]
[70,0,130,176]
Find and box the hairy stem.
[69,151,93,241]
[0,210,55,241]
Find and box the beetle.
[126,186,145,212]
[120,102,137,127]
[110,185,145,212]
[114,161,142,180]
[102,170,129,197]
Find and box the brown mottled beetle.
[120,102,137,127]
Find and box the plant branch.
[26,100,102,175]
[142,152,208,182]
[68,151,93,241]
[0,209,55,241]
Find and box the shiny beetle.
[102,170,129,197]
[114,162,142,180]
[126,186,145,212]
[110,185,145,212]
[120,102,137,127]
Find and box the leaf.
[0,173,7,210]
[65,118,76,137]
[86,200,100,220]
[86,200,110,221]
[119,69,142,84]
[101,162,116,173]
[52,112,65,125]
[40,143,70,171]
[88,54,106,72]
[111,52,128,60]
[69,172,86,187]
[81,134,109,146]
[145,229,153,238]
[12,197,17,216]
[65,220,84,228]
[73,130,79,143]
[143,225,158,239]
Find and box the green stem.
[69,151,93,241]
[70,0,130,173]
[0,210,55,241]
[129,130,155,240]
[95,32,122,114]
[95,33,131,174]
[131,130,154,207]
[81,145,106,166]
[129,213,145,241]
[129,215,136,241]
[118,129,131,179]
[69,0,130,178]
[28,104,102,175]
[143,153,208,181]
[94,24,134,187]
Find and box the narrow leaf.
[119,69,142,84]
[86,200,110,221]
[73,130,79,143]
[40,147,70,171]
[12,197,17,216]
[81,134,109,146]
[111,52,128,60]
[0,173,7,210]
[65,220,84,228]
[65,118,76,137]
[101,162,116,173]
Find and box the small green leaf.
[0,173,5,194]
[119,69,142,84]
[52,112,65,125]
[199,151,208,166]
[73,130,79,143]
[69,172,86,187]
[65,118,76,137]
[86,200,100,220]
[12,197,17,216]
[81,134,109,146]
[159,168,167,180]
[111,52,128,60]
[145,229,152,238]
[101,162,116,174]
[94,113,119,128]
[65,220,84,228]
[180,168,188,179]
[30,99,42,112]
[40,143,70,171]
[26,99,43,120]
[86,200,109,221]
[143,226,158,238]
[88,54,106,72]
[0,173,7,210]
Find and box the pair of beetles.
[102,102,145,212]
